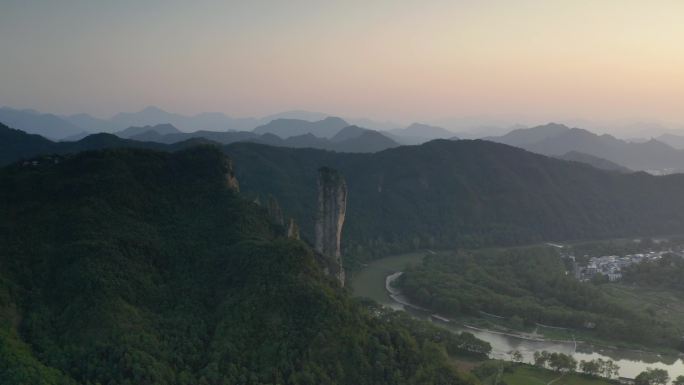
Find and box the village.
[572,251,667,282]
[548,238,684,283]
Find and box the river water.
[350,252,684,381]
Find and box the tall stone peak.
[223,157,240,192]
[314,167,347,286]
[287,218,300,240]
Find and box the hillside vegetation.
[0,147,480,385]
[396,246,683,350]
[9,122,684,260]
[226,140,684,257]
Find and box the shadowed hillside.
[0,146,481,385]
[226,140,684,257]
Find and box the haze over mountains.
[8,120,684,254]
[486,123,684,174]
[8,105,684,173]
[8,107,684,383]
[0,107,85,140]
[0,105,459,154]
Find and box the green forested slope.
[226,140,684,257]
[397,247,683,350]
[9,121,684,260]
[0,147,479,385]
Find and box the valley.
[5,2,684,384]
[350,246,684,382]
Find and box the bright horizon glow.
[1,1,683,126]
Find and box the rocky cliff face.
[287,218,300,240]
[223,157,240,192]
[314,167,347,286]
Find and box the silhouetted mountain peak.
[488,122,684,172]
[321,116,348,125]
[540,122,570,130]
[140,105,168,114]
[388,123,455,144]
[486,122,571,147]
[331,125,369,142]
[253,117,349,139]
[116,123,182,138]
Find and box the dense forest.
[0,147,483,385]
[225,140,684,258]
[623,253,684,292]
[396,247,684,350]
[9,123,684,261]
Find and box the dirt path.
[546,373,564,385]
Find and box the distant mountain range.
[107,119,400,153]
[253,117,350,138]
[387,123,458,144]
[0,122,219,166]
[115,123,183,138]
[1,106,259,137]
[0,107,84,139]
[487,123,684,173]
[0,106,455,144]
[655,133,684,150]
[9,122,684,256]
[0,120,400,165]
[4,118,673,175]
[8,105,684,173]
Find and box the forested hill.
[9,122,684,257]
[226,140,684,256]
[0,147,480,385]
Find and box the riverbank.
[385,269,578,346]
[391,267,682,358]
[496,364,615,385]
[350,250,684,381]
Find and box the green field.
[536,284,684,352]
[500,366,614,385]
[601,284,684,326]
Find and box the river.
[350,251,684,381]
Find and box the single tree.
[509,350,523,363]
[603,360,620,379]
[534,351,550,368]
[579,360,600,377]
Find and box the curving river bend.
[350,252,684,381]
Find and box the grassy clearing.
[501,365,615,385]
[601,284,684,325]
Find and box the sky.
[1,0,683,126]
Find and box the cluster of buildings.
[569,251,666,282]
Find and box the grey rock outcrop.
[223,157,240,192]
[314,167,347,286]
[287,218,300,240]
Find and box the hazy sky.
[1,0,683,123]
